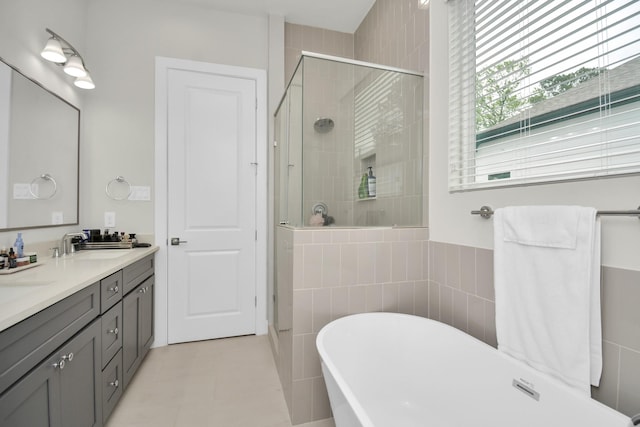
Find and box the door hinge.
[255,296,257,307]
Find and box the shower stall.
[274,52,424,228]
[272,52,426,425]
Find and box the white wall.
[82,0,269,236]
[83,0,270,346]
[429,0,640,271]
[0,0,270,248]
[0,0,86,249]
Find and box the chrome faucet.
[59,232,87,256]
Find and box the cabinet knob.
[138,288,145,293]
[108,285,119,293]
[109,379,119,388]
[52,359,65,370]
[108,328,119,335]
[62,352,74,362]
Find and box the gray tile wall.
[354,0,429,72]
[428,240,640,418]
[284,23,355,86]
[276,0,640,424]
[275,227,429,425]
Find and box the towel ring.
[29,174,58,200]
[106,176,132,201]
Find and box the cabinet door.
[59,319,102,427]
[0,352,62,427]
[122,276,154,389]
[139,277,154,356]
[122,285,141,389]
[0,319,101,427]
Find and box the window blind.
[448,0,640,191]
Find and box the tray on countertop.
[79,242,133,250]
[0,263,43,275]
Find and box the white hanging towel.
[494,205,602,395]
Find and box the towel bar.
[471,205,640,219]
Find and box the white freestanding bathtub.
[316,312,632,427]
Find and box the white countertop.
[0,246,159,332]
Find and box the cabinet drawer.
[123,255,154,295]
[101,302,122,369]
[0,282,100,395]
[101,270,123,313]
[102,349,123,424]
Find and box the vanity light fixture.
[74,74,95,90]
[40,37,66,63]
[40,28,95,89]
[63,55,87,77]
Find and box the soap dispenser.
[367,167,376,197]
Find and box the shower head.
[314,117,334,133]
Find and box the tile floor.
[105,335,335,427]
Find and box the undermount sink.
[76,250,131,260]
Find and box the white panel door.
[167,67,257,344]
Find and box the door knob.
[170,237,188,246]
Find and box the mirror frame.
[0,56,80,231]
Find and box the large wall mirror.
[0,58,79,230]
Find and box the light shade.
[74,73,95,90]
[63,55,87,77]
[40,38,66,63]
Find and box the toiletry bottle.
[358,174,368,199]
[0,248,7,269]
[367,167,376,197]
[8,248,17,268]
[14,232,24,258]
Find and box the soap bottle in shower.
[367,167,376,197]
[358,174,368,199]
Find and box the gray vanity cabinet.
[122,275,154,389]
[0,253,155,427]
[0,319,102,427]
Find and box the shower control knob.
[170,237,188,246]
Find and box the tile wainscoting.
[428,241,640,418]
[273,234,640,424]
[273,226,429,424]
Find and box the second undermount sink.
[75,250,132,260]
